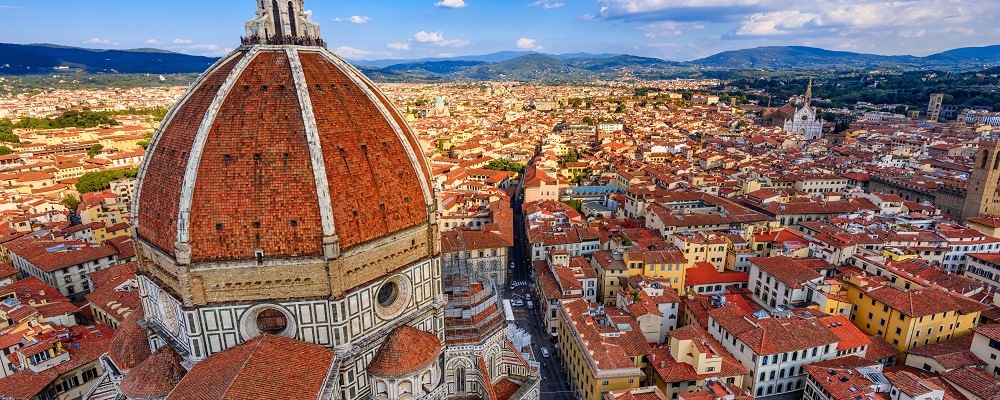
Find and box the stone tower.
[964,137,1000,220]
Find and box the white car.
[511,299,525,307]
[509,262,515,269]
[540,348,550,358]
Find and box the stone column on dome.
[245,0,321,41]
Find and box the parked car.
[526,301,534,309]
[511,299,525,307]
[540,348,550,358]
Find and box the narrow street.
[507,156,576,400]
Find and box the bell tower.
[804,78,813,107]
[245,0,321,39]
[963,137,1000,220]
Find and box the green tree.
[76,168,138,194]
[484,159,525,174]
[0,147,12,156]
[0,119,17,143]
[87,144,104,158]
[563,200,583,213]
[61,195,81,211]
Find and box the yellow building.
[623,249,687,292]
[839,271,988,353]
[558,298,647,400]
[592,250,629,306]
[647,325,746,399]
[672,232,727,271]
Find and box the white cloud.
[640,21,705,37]
[735,10,822,36]
[84,38,119,45]
[595,0,761,16]
[516,38,543,51]
[435,0,467,8]
[145,39,160,45]
[414,31,446,43]
[731,0,986,37]
[413,31,471,47]
[334,46,393,59]
[387,42,411,51]
[167,41,233,57]
[337,15,372,23]
[530,0,565,9]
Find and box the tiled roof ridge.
[219,334,268,399]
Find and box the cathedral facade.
[86,2,539,399]
[762,80,824,140]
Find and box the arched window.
[757,388,763,397]
[375,381,388,398]
[777,383,783,393]
[456,367,467,393]
[271,0,284,36]
[287,1,298,37]
[767,386,773,395]
[256,309,288,334]
[422,370,434,391]
[398,381,413,396]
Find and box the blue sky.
[0,0,997,61]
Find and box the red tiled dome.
[134,47,434,263]
[120,344,187,399]
[367,325,442,379]
[107,311,151,372]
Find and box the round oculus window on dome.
[240,304,297,340]
[374,276,411,320]
[377,282,399,308]
[256,309,288,335]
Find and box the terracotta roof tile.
[368,325,442,378]
[166,334,334,400]
[107,311,151,371]
[120,344,186,399]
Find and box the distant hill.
[0,43,217,74]
[689,46,926,70]
[2,42,999,82]
[353,51,618,68]
[926,45,1000,64]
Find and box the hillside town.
[1,76,1000,400]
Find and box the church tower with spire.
[784,78,824,140]
[804,78,813,107]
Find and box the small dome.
[120,345,187,399]
[367,326,442,379]
[107,311,151,372]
